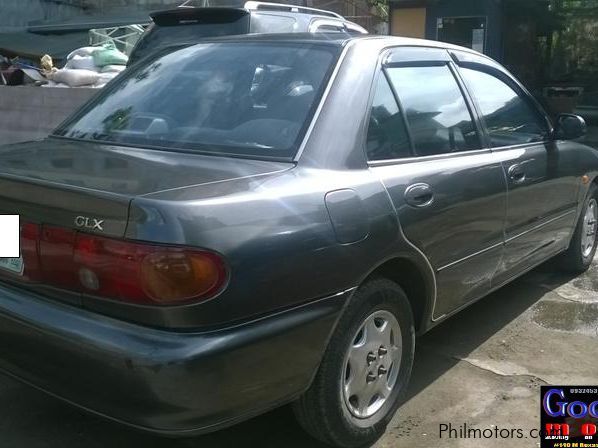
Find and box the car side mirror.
[554,114,587,140]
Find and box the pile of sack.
[43,41,128,88]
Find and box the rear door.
[368,47,507,319]
[452,51,580,284]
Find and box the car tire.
[292,278,415,448]
[559,183,598,273]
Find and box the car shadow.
[0,263,580,448]
[404,264,575,404]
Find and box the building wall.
[391,7,426,38]
[310,0,381,32]
[390,0,504,60]
[424,0,503,59]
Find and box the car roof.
[150,6,344,25]
[184,32,359,46]
[177,32,488,56]
[149,5,367,33]
[156,2,346,21]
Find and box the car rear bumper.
[0,283,351,435]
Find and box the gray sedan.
[0,34,595,448]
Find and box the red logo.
[582,424,597,437]
[546,424,570,436]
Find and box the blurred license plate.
[0,256,23,275]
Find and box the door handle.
[508,164,526,184]
[404,183,434,208]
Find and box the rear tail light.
[15,223,227,306]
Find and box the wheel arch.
[360,254,436,334]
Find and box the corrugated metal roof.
[27,12,150,33]
[0,31,88,61]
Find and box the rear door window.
[366,74,412,161]
[386,65,481,156]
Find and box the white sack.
[50,69,100,87]
[66,54,97,71]
[66,46,99,60]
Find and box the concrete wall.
[390,0,504,60]
[0,86,96,145]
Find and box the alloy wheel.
[341,310,402,422]
[582,198,598,258]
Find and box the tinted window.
[315,24,345,32]
[366,74,411,160]
[387,65,480,156]
[460,68,549,147]
[250,14,297,33]
[55,43,338,160]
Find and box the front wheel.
[559,184,598,273]
[292,278,415,448]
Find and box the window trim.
[381,68,416,157]
[363,68,416,161]
[367,146,494,167]
[362,48,419,163]
[385,46,452,65]
[384,61,485,158]
[449,59,492,149]
[365,46,491,166]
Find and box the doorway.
[437,16,487,53]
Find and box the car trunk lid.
[0,138,291,292]
[0,138,292,238]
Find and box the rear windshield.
[54,42,339,160]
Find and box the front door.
[456,58,580,283]
[367,47,507,319]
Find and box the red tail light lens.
[20,222,41,282]
[73,233,227,305]
[141,251,223,302]
[13,223,228,306]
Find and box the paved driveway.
[1,258,597,448]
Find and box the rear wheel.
[559,184,598,273]
[293,278,415,448]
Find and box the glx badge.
[74,216,104,231]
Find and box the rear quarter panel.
[123,166,407,328]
